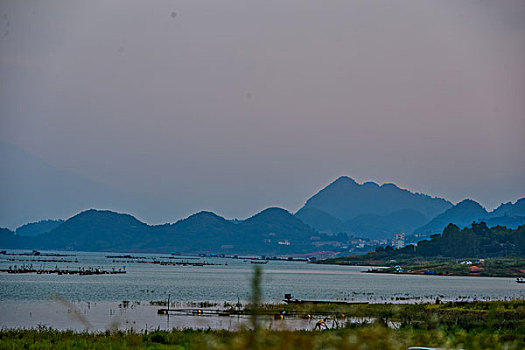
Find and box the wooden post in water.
[167,294,171,327]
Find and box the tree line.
[375,222,525,258]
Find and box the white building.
[392,232,405,249]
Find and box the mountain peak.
[257,207,291,215]
[456,199,485,209]
[491,197,525,217]
[73,209,133,219]
[380,183,400,190]
[332,176,358,186]
[65,209,147,228]
[302,177,452,222]
[193,210,220,217]
[15,219,64,237]
[245,207,294,222]
[180,211,226,223]
[241,207,315,238]
[414,198,488,235]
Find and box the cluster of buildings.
[392,232,405,249]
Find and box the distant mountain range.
[0,208,318,254]
[413,198,525,235]
[296,176,454,238]
[15,219,64,237]
[296,177,524,238]
[299,176,453,220]
[1,176,524,254]
[414,199,488,235]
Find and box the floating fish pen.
[106,255,200,260]
[110,259,224,267]
[0,265,126,275]
[0,251,75,257]
[4,258,79,263]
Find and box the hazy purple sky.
[1,1,524,226]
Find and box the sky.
[1,0,524,227]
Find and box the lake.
[1,250,523,331]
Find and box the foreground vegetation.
[1,300,524,349]
[0,326,522,350]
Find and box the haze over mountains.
[295,177,524,239]
[296,176,453,239]
[0,208,318,254]
[299,176,452,220]
[0,141,130,229]
[1,176,524,254]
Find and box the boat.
[250,260,268,264]
[516,277,525,284]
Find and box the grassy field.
[1,300,524,349]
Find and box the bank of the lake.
[320,256,525,278]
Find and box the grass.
[0,325,523,349]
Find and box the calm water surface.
[1,250,523,331]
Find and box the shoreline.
[363,268,525,278]
[320,257,525,278]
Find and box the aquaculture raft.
[0,267,126,275]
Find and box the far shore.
[319,257,525,278]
